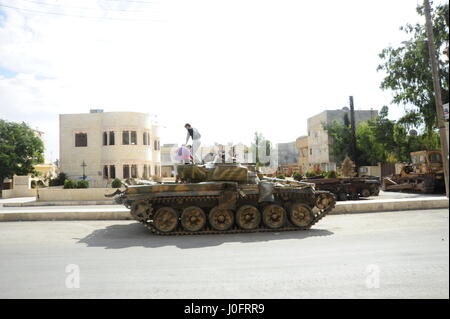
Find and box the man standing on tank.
[185,123,202,164]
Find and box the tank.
[301,176,381,201]
[107,163,336,235]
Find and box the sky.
[0,0,444,163]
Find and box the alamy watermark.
[365,264,380,289]
[65,264,80,289]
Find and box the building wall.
[295,136,309,173]
[307,109,378,171]
[277,141,299,166]
[60,111,161,187]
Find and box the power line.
[14,0,154,13]
[0,3,158,21]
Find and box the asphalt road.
[0,209,448,298]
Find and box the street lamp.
[81,161,87,180]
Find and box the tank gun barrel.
[261,177,315,188]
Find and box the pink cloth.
[175,146,191,161]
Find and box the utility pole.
[423,0,449,197]
[349,96,357,171]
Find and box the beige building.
[295,136,309,173]
[307,108,378,171]
[59,110,161,187]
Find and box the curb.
[0,197,447,222]
[332,197,448,214]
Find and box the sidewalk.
[0,197,447,221]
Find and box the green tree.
[377,3,449,133]
[251,132,271,167]
[0,119,44,190]
[324,106,441,166]
[323,115,352,164]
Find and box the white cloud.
[0,0,443,162]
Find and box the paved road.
[0,209,448,298]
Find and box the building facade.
[307,108,378,171]
[59,110,161,187]
[276,141,299,166]
[161,143,178,177]
[295,136,309,173]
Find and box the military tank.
[107,163,336,235]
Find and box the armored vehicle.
[302,176,381,201]
[382,150,444,193]
[107,163,336,235]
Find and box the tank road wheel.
[262,204,286,229]
[316,193,334,210]
[130,200,152,222]
[337,192,348,201]
[289,203,315,228]
[209,207,234,231]
[181,206,206,232]
[236,205,261,230]
[153,207,178,233]
[360,188,371,197]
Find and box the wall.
[358,165,381,177]
[37,188,118,201]
[2,189,36,199]
[1,175,36,199]
[296,136,309,172]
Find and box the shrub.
[63,179,76,189]
[76,180,89,189]
[305,171,316,178]
[292,172,303,181]
[276,174,285,179]
[325,170,338,178]
[49,172,67,186]
[111,178,122,188]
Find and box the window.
[411,156,417,164]
[154,140,160,151]
[123,165,130,178]
[154,166,157,175]
[429,153,442,163]
[109,132,115,145]
[131,131,137,145]
[122,131,130,145]
[103,132,107,146]
[419,155,425,163]
[143,132,148,145]
[103,165,109,179]
[75,133,87,147]
[147,133,151,146]
[131,165,138,178]
[310,149,312,155]
[110,165,116,179]
[142,164,148,179]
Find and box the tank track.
[134,193,336,236]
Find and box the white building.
[59,110,161,187]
